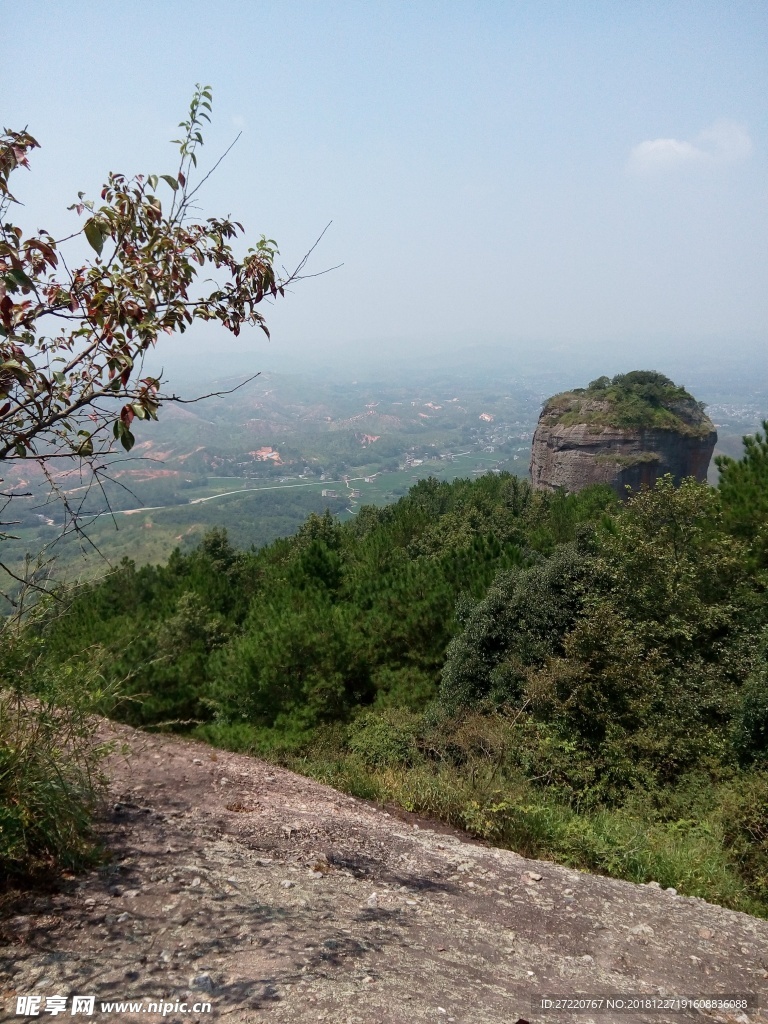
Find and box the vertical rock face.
[529,372,717,496]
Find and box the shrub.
[0,619,116,879]
[732,640,768,764]
[439,543,588,713]
[720,772,768,903]
[348,709,421,768]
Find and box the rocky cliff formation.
[530,371,717,495]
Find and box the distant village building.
[349,488,362,498]
[321,489,339,498]
[249,446,282,463]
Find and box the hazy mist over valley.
[4,347,765,578]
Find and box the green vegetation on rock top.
[542,370,714,436]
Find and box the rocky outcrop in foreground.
[530,373,717,495]
[1,721,766,1023]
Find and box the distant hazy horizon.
[144,329,767,393]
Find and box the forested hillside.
[13,425,768,915]
[44,471,599,732]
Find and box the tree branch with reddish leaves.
[0,86,328,553]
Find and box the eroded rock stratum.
[530,371,717,495]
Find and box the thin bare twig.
[180,132,242,212]
[0,557,59,608]
[162,371,261,405]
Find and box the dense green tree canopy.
[717,420,768,567]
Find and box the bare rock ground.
[1,722,767,1024]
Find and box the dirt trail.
[1,722,766,1024]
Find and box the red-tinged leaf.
[25,239,57,268]
[123,300,144,322]
[177,170,185,186]
[0,402,10,416]
[120,404,135,427]
[0,294,12,329]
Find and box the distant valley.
[2,361,766,582]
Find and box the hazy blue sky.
[3,1,767,377]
